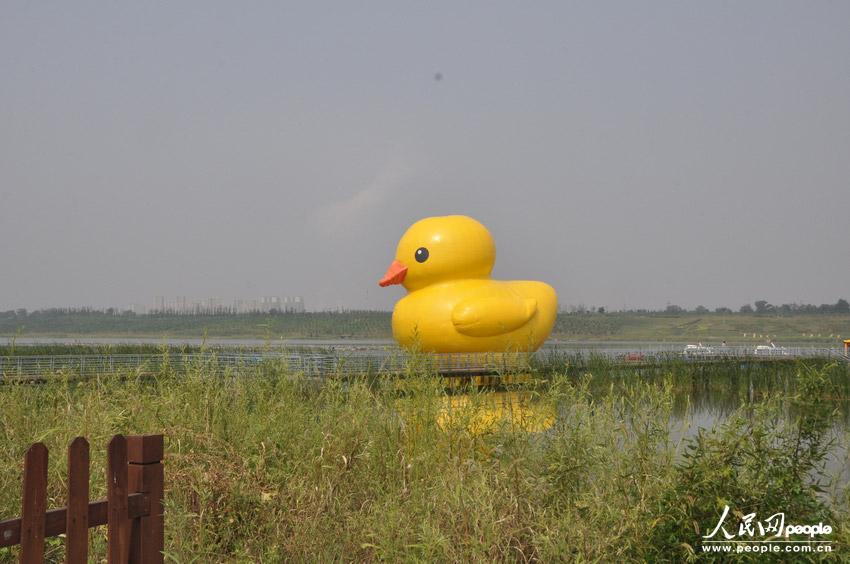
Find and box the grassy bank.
[0,311,392,340]
[553,313,850,343]
[1,360,848,561]
[2,311,849,344]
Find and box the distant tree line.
[0,307,142,320]
[0,307,385,321]
[663,298,849,315]
[2,298,849,323]
[0,307,318,319]
[562,298,850,315]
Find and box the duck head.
[378,215,496,291]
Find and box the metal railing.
[0,345,845,380]
[0,351,535,380]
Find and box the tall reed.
[0,360,847,561]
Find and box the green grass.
[1,359,848,562]
[0,311,392,340]
[552,312,850,343]
[2,311,849,344]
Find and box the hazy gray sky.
[2,2,848,312]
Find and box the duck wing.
[451,290,538,337]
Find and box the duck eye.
[415,247,429,263]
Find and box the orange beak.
[379,259,408,287]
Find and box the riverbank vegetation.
[1,359,848,561]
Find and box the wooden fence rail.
[0,434,164,564]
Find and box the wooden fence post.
[66,437,89,563]
[127,435,164,564]
[20,443,48,564]
[107,436,129,564]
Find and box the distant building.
[150,296,305,314]
[234,296,305,313]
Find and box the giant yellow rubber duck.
[378,215,557,353]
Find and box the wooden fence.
[0,434,164,563]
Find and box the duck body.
[379,215,558,353]
[392,278,557,353]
